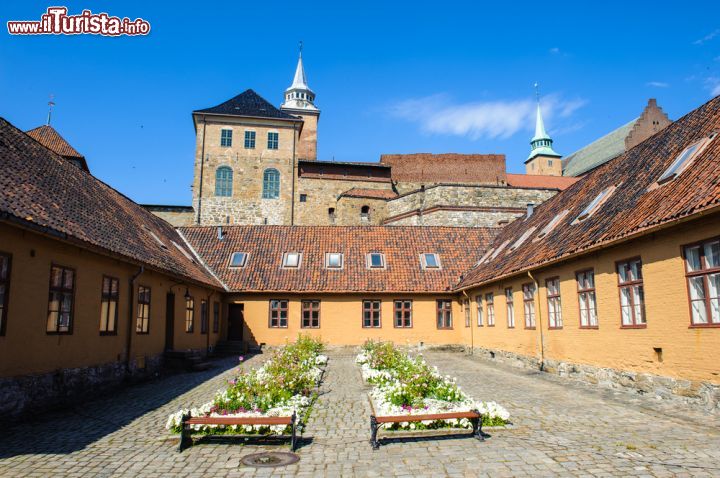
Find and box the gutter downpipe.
[196,115,207,225]
[126,266,144,374]
[527,270,545,371]
[290,121,298,225]
[206,290,215,356]
[462,290,473,355]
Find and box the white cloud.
[549,47,561,54]
[387,93,587,140]
[694,29,720,45]
[646,81,669,88]
[704,77,720,96]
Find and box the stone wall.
[468,346,720,413]
[625,99,672,150]
[142,206,195,227]
[384,184,557,227]
[295,176,394,225]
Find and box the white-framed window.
[577,270,598,327]
[486,293,495,326]
[367,253,385,269]
[522,283,536,328]
[509,227,537,252]
[658,134,716,185]
[475,295,483,326]
[394,300,412,328]
[267,132,279,150]
[683,238,720,326]
[326,253,343,269]
[421,253,441,269]
[573,186,616,224]
[536,210,570,241]
[617,258,646,327]
[505,287,515,328]
[546,277,562,328]
[229,252,248,268]
[220,128,232,147]
[244,130,256,149]
[282,252,302,269]
[464,299,471,327]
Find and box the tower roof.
[527,100,560,161]
[281,49,319,112]
[194,89,300,121]
[287,54,313,94]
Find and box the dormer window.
[421,253,440,269]
[229,252,248,268]
[326,253,343,269]
[657,133,716,185]
[573,186,617,224]
[367,253,385,269]
[535,210,570,241]
[282,252,301,269]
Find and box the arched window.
[262,168,280,199]
[215,166,233,197]
[361,205,370,219]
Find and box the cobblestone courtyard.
[1,349,719,477]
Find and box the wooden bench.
[178,412,297,452]
[369,410,483,449]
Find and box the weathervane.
[47,94,55,125]
[534,82,540,102]
[299,40,303,57]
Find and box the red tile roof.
[180,226,499,293]
[339,188,398,200]
[26,125,89,171]
[505,173,579,190]
[380,153,506,185]
[0,118,221,289]
[457,95,720,290]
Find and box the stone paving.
[0,349,719,477]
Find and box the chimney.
[217,226,224,241]
[526,203,535,218]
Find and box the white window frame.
[325,253,344,269]
[573,186,617,224]
[421,253,441,270]
[657,134,715,185]
[229,252,248,268]
[282,252,302,269]
[366,253,386,269]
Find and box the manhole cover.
[241,451,300,468]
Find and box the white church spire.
[281,42,318,112]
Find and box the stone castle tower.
[524,97,562,176]
[190,52,319,226]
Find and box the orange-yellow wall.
[0,225,221,377]
[463,215,720,384]
[230,294,465,346]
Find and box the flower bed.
[356,340,509,430]
[166,335,327,436]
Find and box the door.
[165,292,175,351]
[227,303,244,341]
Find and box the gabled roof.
[194,89,299,121]
[26,125,89,172]
[457,95,720,291]
[181,226,498,293]
[0,117,221,289]
[562,119,637,177]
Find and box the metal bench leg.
[470,410,484,441]
[290,412,297,451]
[178,414,190,452]
[370,415,380,450]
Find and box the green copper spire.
[527,83,561,162]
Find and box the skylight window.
[367,253,385,269]
[657,133,715,185]
[282,252,302,268]
[142,225,168,250]
[573,186,617,224]
[326,253,343,269]
[229,252,248,268]
[421,253,441,269]
[477,247,495,265]
[172,241,196,263]
[488,240,510,262]
[508,227,537,253]
[535,210,570,241]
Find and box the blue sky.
[1,1,719,205]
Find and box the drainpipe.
[462,290,473,355]
[196,115,207,225]
[527,270,545,371]
[125,266,144,374]
[290,122,298,225]
[205,290,215,356]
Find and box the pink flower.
[238,356,245,362]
